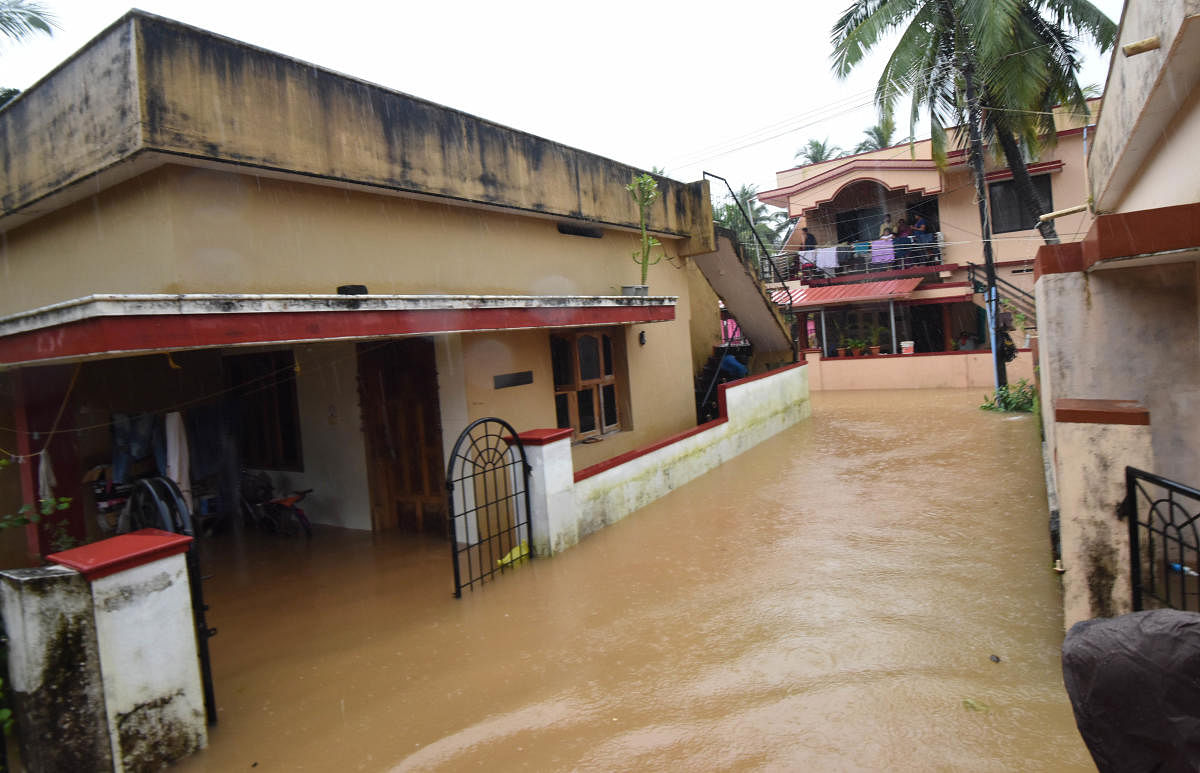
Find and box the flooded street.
[178,389,1091,771]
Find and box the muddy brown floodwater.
[175,388,1093,771]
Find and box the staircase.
[694,344,752,424]
[692,230,793,354]
[967,263,1037,330]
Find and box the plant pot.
[836,347,847,358]
[621,285,649,297]
[854,347,868,357]
[869,345,881,356]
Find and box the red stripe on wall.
[0,305,676,365]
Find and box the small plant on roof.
[626,173,665,286]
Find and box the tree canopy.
[794,138,845,165]
[831,0,1115,244]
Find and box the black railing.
[765,238,945,284]
[966,262,1036,327]
[1124,466,1200,612]
[446,418,533,597]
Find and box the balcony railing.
[763,234,946,283]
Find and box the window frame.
[550,328,628,440]
[987,174,1054,234]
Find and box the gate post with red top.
[0,529,208,772]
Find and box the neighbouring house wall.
[804,349,1035,391]
[0,164,691,315]
[1111,78,1200,214]
[286,342,371,530]
[1037,263,1200,484]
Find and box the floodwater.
[177,389,1092,771]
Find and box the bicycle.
[240,471,313,538]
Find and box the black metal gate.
[120,477,218,724]
[1124,466,1200,613]
[445,418,533,597]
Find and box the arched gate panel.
[446,418,533,597]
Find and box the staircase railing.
[966,262,1036,327]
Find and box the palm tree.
[1,0,56,108]
[832,0,1114,242]
[713,184,790,273]
[854,114,897,153]
[0,0,55,44]
[794,138,844,165]
[975,8,1115,242]
[832,0,1115,387]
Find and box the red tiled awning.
[771,278,923,309]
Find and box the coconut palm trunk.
[944,0,1006,388]
[995,127,1061,245]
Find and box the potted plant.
[866,322,888,355]
[625,173,664,295]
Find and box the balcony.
[762,233,948,285]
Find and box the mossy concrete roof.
[0,11,713,253]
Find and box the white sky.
[2,0,1126,205]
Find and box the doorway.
[357,339,448,534]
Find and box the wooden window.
[988,175,1053,234]
[224,350,303,470]
[550,328,626,439]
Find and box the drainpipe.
[820,309,829,357]
[889,300,897,354]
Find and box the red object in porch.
[47,528,193,582]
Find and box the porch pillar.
[517,430,576,557]
[941,304,953,350]
[11,370,41,558]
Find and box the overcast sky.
[2,0,1126,206]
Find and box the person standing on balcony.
[879,214,893,237]
[802,227,817,250]
[912,212,932,260]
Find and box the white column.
[0,565,112,772]
[518,430,577,556]
[47,529,207,771]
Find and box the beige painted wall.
[686,261,722,374]
[459,314,698,472]
[804,349,1035,391]
[1111,78,1200,214]
[0,164,699,314]
[285,342,372,530]
[1037,263,1200,483]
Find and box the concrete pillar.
[517,430,576,557]
[1053,399,1154,630]
[0,565,112,771]
[18,529,209,772]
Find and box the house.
[755,101,1099,388]
[0,12,801,565]
[1035,0,1200,626]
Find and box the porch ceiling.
[0,294,676,368]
